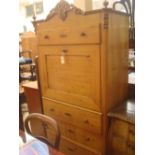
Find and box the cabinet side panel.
[107,13,129,112]
[101,13,129,152]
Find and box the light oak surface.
[35,1,129,155]
[107,99,135,155]
[21,32,38,60]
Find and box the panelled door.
[39,45,101,111]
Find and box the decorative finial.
[33,15,36,21]
[103,0,109,8]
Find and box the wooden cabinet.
[21,32,38,60]
[35,1,129,155]
[108,120,135,155]
[39,45,100,111]
[107,100,135,155]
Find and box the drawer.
[46,129,102,155]
[60,137,102,155]
[47,121,103,151]
[111,134,127,154]
[128,124,135,144]
[43,99,102,134]
[126,142,135,155]
[111,119,128,138]
[38,25,100,45]
[60,123,103,151]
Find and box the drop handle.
[128,128,135,134]
[84,120,89,124]
[44,35,49,39]
[50,108,55,112]
[85,137,91,141]
[127,143,135,150]
[67,129,74,134]
[67,147,76,152]
[64,112,72,117]
[80,32,87,37]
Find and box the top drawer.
[38,25,100,45]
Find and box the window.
[26,5,34,17]
[25,1,43,17]
[35,2,43,14]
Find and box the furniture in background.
[24,113,61,149]
[128,71,135,99]
[107,99,135,155]
[19,50,36,82]
[22,81,44,135]
[22,81,42,114]
[34,1,129,155]
[19,92,26,131]
[112,0,135,49]
[19,81,27,131]
[20,31,38,61]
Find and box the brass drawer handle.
[85,137,91,142]
[127,143,135,150]
[67,147,76,152]
[84,120,89,124]
[129,128,135,135]
[64,112,72,117]
[50,108,55,112]
[80,32,87,37]
[62,49,68,53]
[44,35,49,39]
[67,129,74,134]
[60,33,67,38]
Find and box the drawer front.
[46,129,102,155]
[60,137,102,155]
[38,25,100,45]
[112,136,126,154]
[128,124,135,143]
[46,125,103,152]
[58,122,103,151]
[39,45,101,112]
[43,99,102,134]
[126,142,135,155]
[111,119,128,138]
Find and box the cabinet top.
[22,81,38,90]
[108,99,135,124]
[33,0,128,24]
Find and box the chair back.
[24,113,61,149]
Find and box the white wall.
[19,0,74,33]
[19,0,126,33]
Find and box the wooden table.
[22,81,42,113]
[19,130,65,155]
[22,81,45,136]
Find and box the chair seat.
[19,57,32,65]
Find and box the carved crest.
[46,0,84,21]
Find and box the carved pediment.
[45,0,84,21]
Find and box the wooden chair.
[24,113,61,149]
[19,50,36,82]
